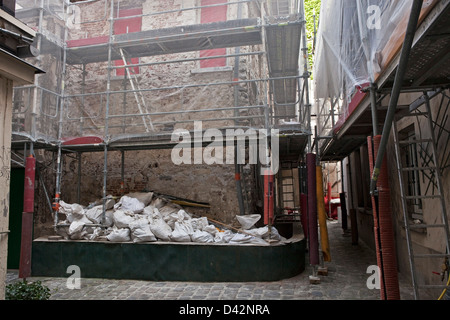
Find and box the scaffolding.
[10,0,312,232]
[313,0,450,299]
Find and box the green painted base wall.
[31,239,306,282]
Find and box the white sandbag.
[85,227,102,241]
[112,209,135,228]
[159,204,182,217]
[214,230,234,243]
[105,197,116,210]
[149,216,172,241]
[151,207,163,219]
[170,210,194,241]
[129,218,157,243]
[86,195,115,211]
[71,203,85,219]
[190,230,214,243]
[230,233,254,243]
[69,230,88,240]
[126,192,154,206]
[245,226,270,238]
[143,205,155,216]
[69,215,91,235]
[263,226,286,242]
[104,210,114,227]
[58,200,71,214]
[190,217,209,231]
[231,233,267,245]
[106,227,131,242]
[59,201,85,221]
[164,209,190,228]
[236,214,261,230]
[163,210,182,229]
[55,224,70,240]
[203,224,218,236]
[114,195,145,214]
[247,236,269,246]
[178,209,192,220]
[170,221,192,242]
[150,197,166,209]
[85,205,103,224]
[214,231,226,243]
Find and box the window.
[199,0,227,68]
[114,8,142,76]
[399,124,423,221]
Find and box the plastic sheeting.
[11,0,312,149]
[313,0,438,136]
[11,0,272,146]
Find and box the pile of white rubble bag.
[55,192,286,246]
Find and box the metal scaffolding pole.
[101,0,115,226]
[370,0,424,195]
[52,0,69,229]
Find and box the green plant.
[304,0,322,75]
[5,279,51,300]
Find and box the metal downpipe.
[307,153,319,266]
[369,83,379,136]
[235,149,245,216]
[233,1,245,216]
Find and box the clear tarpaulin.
[313,0,439,136]
[12,0,310,148]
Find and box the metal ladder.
[281,170,295,208]
[275,165,301,224]
[119,48,154,132]
[392,95,450,300]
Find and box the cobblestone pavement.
[6,220,414,300]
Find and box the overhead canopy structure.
[313,0,450,160]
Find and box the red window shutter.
[114,8,142,76]
[200,0,227,68]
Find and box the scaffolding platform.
[66,18,263,65]
[265,14,303,119]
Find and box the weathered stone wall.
[386,89,450,293]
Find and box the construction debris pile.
[54,192,286,246]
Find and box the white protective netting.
[313,0,438,135]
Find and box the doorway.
[7,168,24,269]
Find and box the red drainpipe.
[368,136,400,300]
[263,169,274,225]
[19,154,36,279]
[269,174,274,224]
[307,153,319,266]
[300,193,308,239]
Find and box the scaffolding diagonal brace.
[119,48,154,132]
